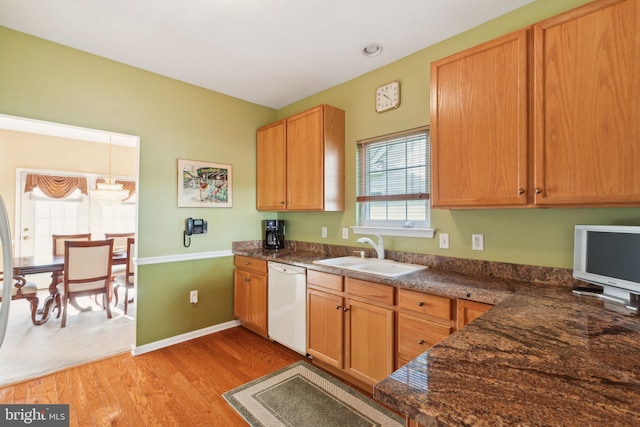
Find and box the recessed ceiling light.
[362,44,383,57]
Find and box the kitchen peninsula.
[233,241,640,426]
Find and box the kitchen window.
[354,126,433,238]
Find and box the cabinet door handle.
[518,188,525,195]
[417,302,424,307]
[535,188,542,194]
[244,277,250,282]
[335,305,341,310]
[418,340,425,345]
[343,307,350,312]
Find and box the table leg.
[34,295,56,325]
[37,271,62,316]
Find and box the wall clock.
[375,81,400,113]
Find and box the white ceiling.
[0,0,533,109]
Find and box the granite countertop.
[233,245,640,426]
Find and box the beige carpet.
[0,290,134,386]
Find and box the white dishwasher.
[268,262,307,355]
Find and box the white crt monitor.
[573,225,640,312]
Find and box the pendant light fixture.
[90,135,129,205]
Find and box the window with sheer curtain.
[356,126,430,229]
[17,170,136,258]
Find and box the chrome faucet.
[357,234,384,259]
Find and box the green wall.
[2,0,639,347]
[137,257,234,343]
[0,26,276,345]
[278,0,640,269]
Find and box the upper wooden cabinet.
[431,29,529,208]
[431,0,640,208]
[255,120,287,211]
[256,104,345,211]
[533,0,640,206]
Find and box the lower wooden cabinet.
[457,299,493,329]
[397,313,451,367]
[307,288,344,369]
[307,271,394,388]
[233,256,268,337]
[345,298,394,385]
[396,288,455,368]
[304,268,494,389]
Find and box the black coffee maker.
[263,220,285,250]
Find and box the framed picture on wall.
[178,158,232,208]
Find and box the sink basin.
[313,256,427,278]
[313,256,368,268]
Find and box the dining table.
[11,250,127,324]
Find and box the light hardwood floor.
[0,327,307,426]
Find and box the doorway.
[0,114,140,384]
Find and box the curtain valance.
[97,178,136,199]
[24,174,88,199]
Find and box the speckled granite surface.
[233,241,640,426]
[376,295,640,426]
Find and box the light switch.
[439,233,449,249]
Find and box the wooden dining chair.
[0,273,41,325]
[56,239,113,328]
[104,232,134,247]
[104,232,134,276]
[113,237,135,315]
[52,233,92,256]
[52,233,92,291]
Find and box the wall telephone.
[184,218,207,247]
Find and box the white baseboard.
[130,319,241,356]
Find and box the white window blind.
[356,126,430,228]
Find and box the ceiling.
[0,0,533,109]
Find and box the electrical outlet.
[190,290,198,305]
[439,233,449,249]
[472,234,484,251]
[321,227,327,238]
[342,227,349,239]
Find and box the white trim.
[136,249,233,265]
[131,319,241,355]
[0,113,138,147]
[351,226,435,239]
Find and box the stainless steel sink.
[313,256,427,278]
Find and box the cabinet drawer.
[234,256,267,274]
[346,278,394,306]
[397,313,452,361]
[307,270,344,292]
[397,288,452,321]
